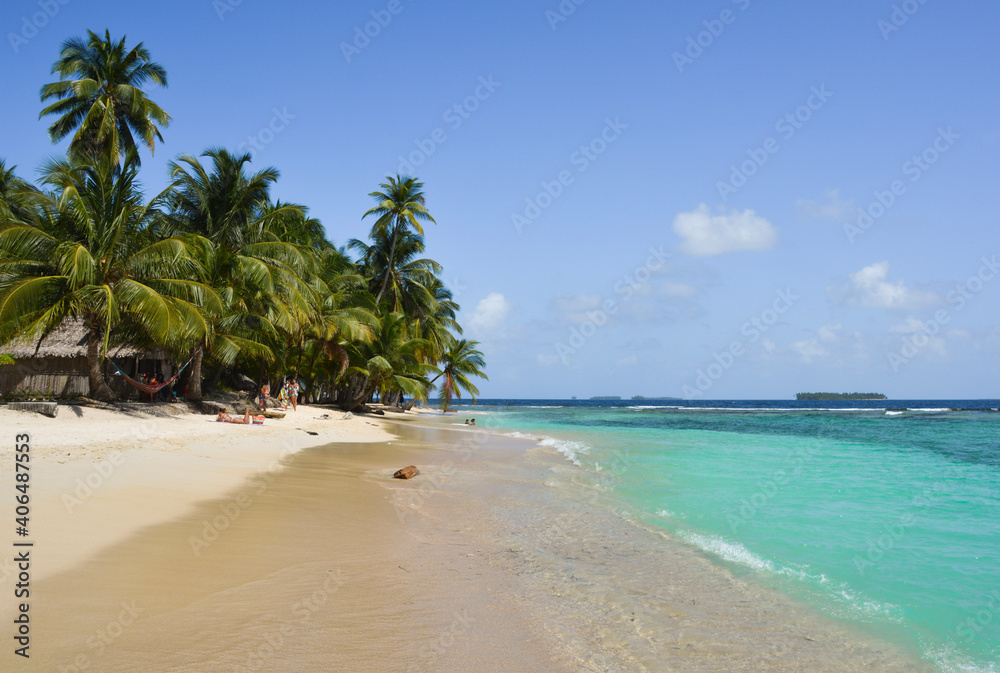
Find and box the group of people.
[137,372,178,403]
[464,418,476,426]
[258,377,300,411]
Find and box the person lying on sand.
[217,409,260,425]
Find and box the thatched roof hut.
[1,318,168,398]
[3,317,160,359]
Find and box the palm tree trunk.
[374,225,399,304]
[86,328,115,402]
[340,376,377,412]
[187,341,206,403]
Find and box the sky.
[2,0,999,399]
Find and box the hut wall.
[0,357,90,396]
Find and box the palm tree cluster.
[0,30,486,411]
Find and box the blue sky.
[2,0,998,399]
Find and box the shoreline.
[0,404,939,671]
[0,403,398,582]
[1,404,573,672]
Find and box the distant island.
[590,396,622,400]
[796,392,887,400]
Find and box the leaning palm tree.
[362,176,435,304]
[338,312,433,412]
[0,150,216,401]
[432,339,487,411]
[39,30,170,163]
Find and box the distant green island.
[796,393,887,400]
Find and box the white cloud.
[615,354,638,366]
[889,317,948,357]
[796,189,855,222]
[791,339,829,364]
[549,293,606,325]
[469,293,512,334]
[659,281,698,298]
[761,338,777,353]
[673,204,778,256]
[889,317,927,334]
[550,294,603,314]
[817,323,842,342]
[832,262,940,309]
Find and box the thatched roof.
[2,318,165,359]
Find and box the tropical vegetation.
[0,30,486,411]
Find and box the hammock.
[109,358,193,395]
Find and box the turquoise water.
[453,401,1000,672]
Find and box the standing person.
[258,383,271,410]
[278,379,290,410]
[290,378,300,411]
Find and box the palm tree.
[362,176,435,305]
[39,30,170,163]
[432,339,487,411]
[338,312,432,411]
[348,228,440,315]
[297,247,377,394]
[167,148,317,401]
[0,150,216,401]
[0,161,39,225]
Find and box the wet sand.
[0,409,935,671]
[0,410,572,672]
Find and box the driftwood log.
[393,466,419,480]
[8,401,59,418]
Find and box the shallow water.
[448,400,1000,672]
